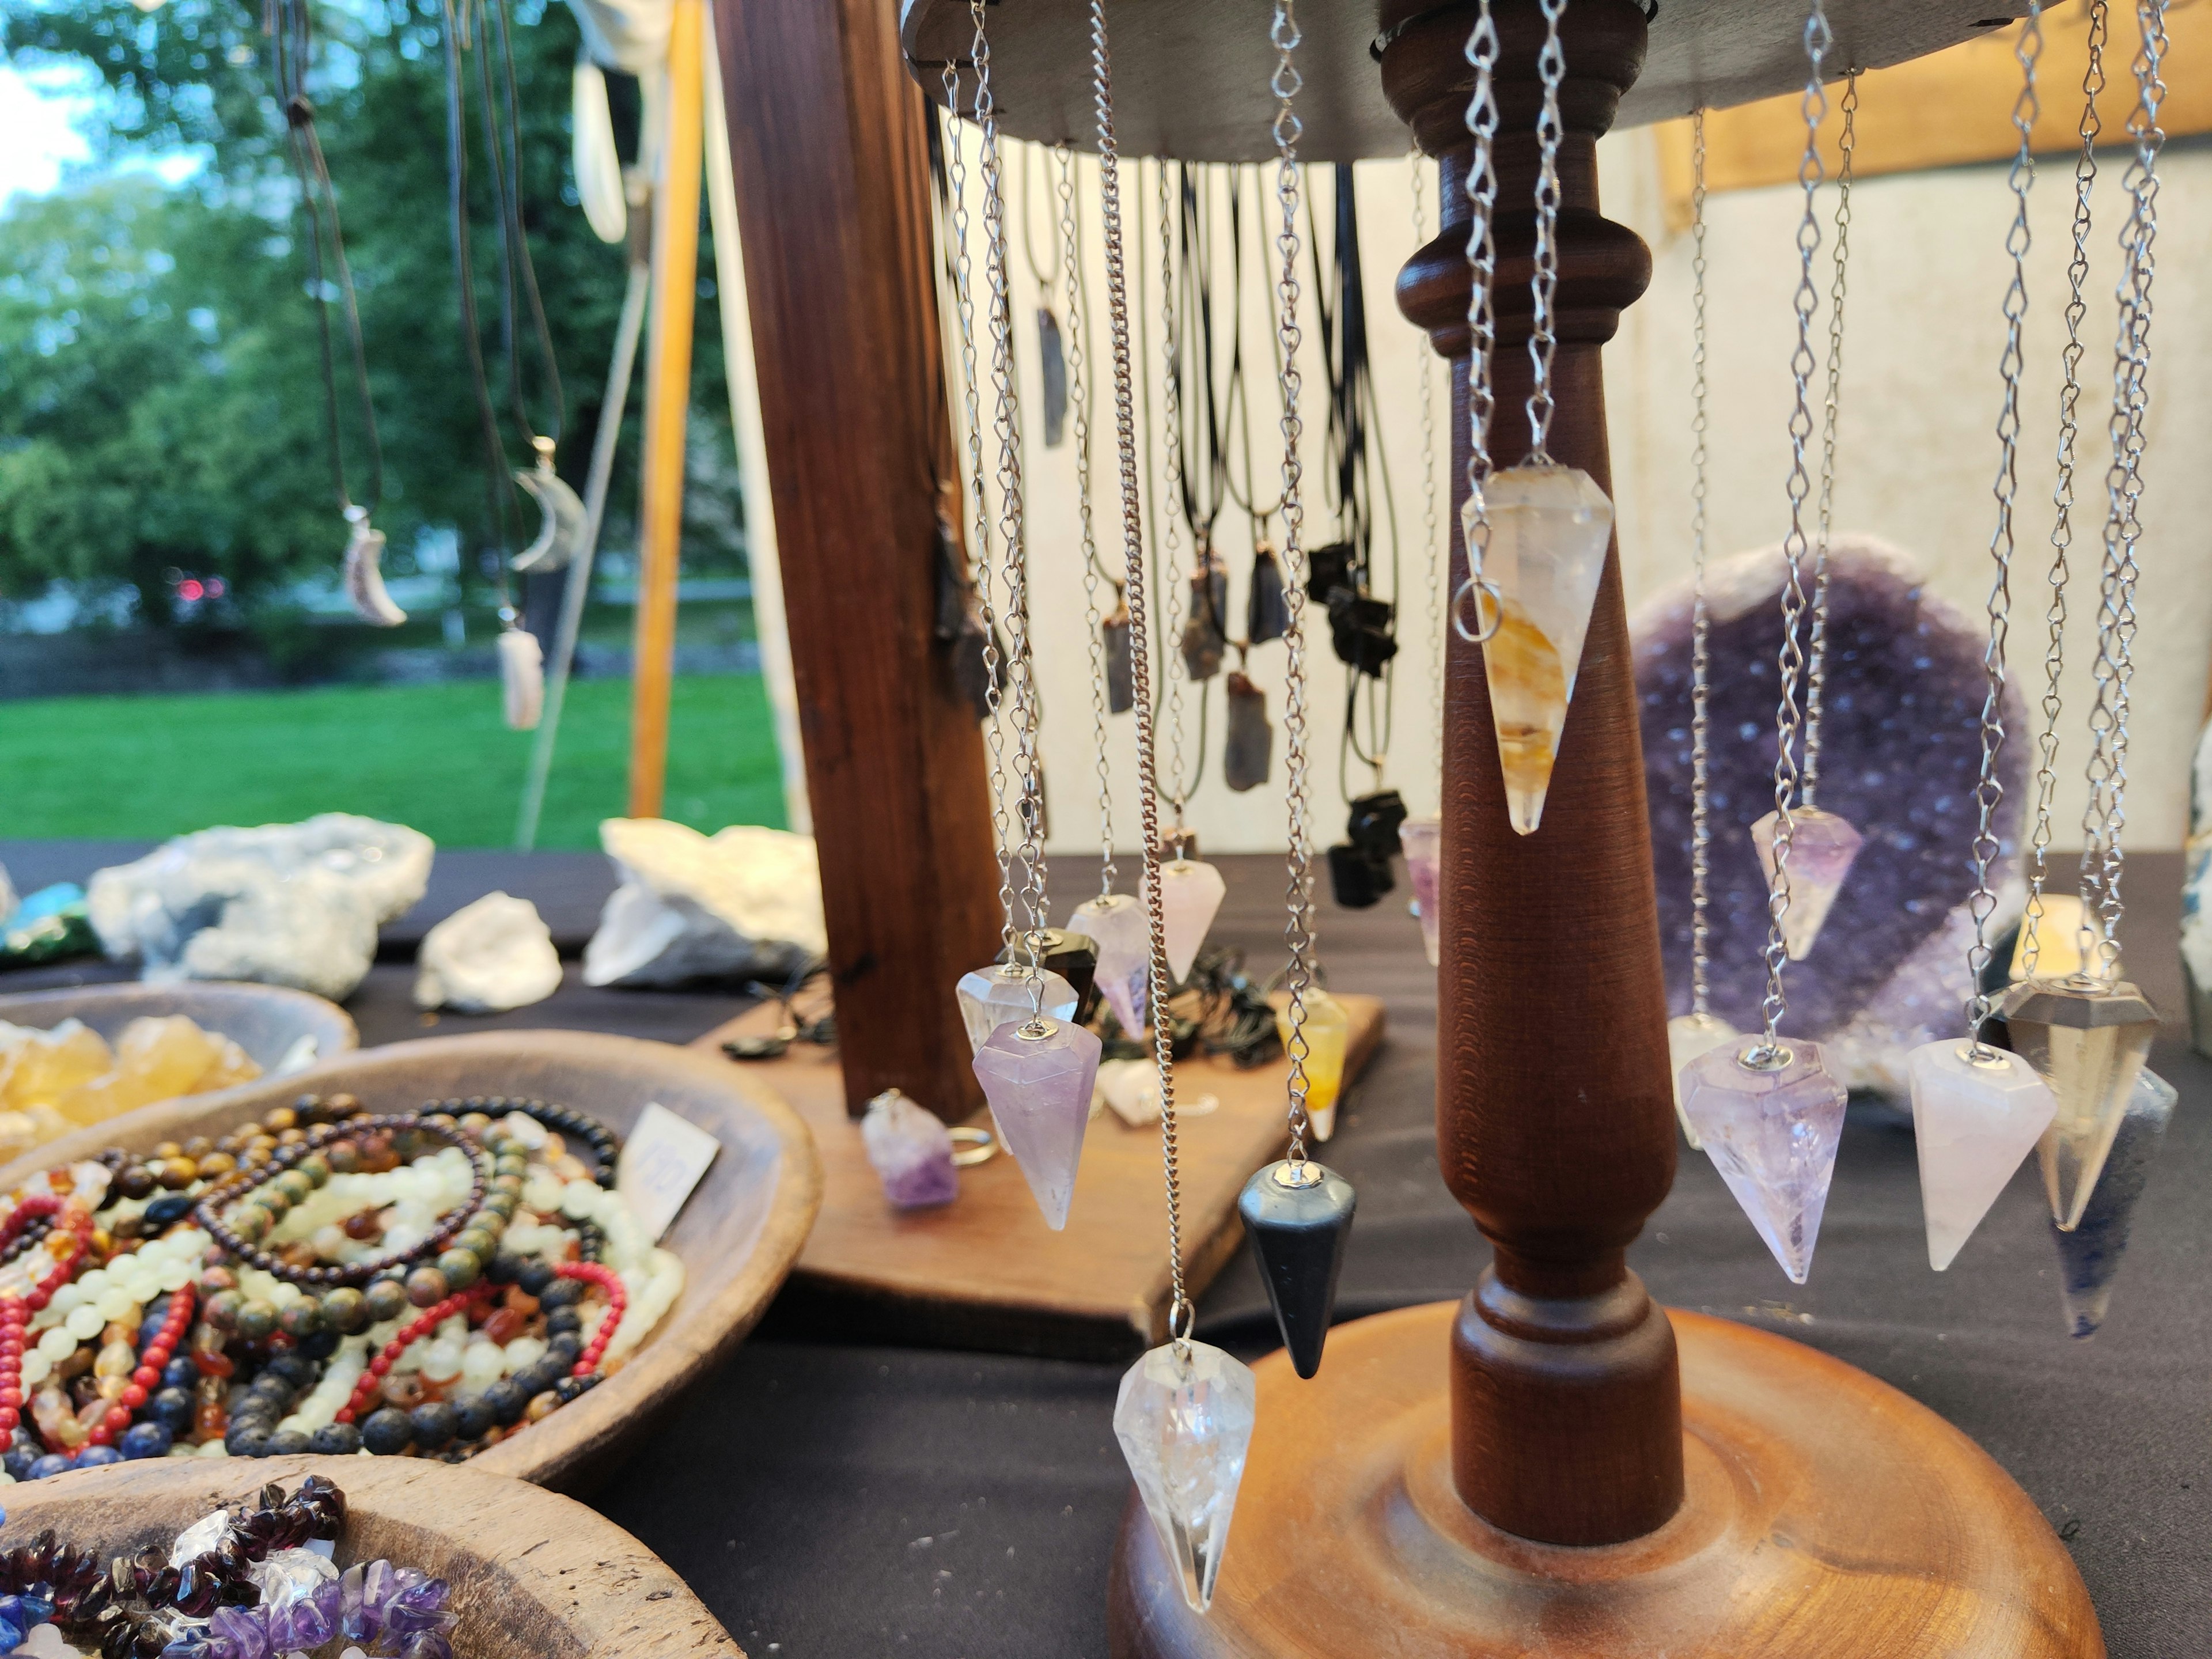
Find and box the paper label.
[617,1102,721,1243]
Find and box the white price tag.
[616,1102,721,1243]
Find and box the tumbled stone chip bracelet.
[0,1094,683,1480]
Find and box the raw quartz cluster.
[0,1019,259,1161]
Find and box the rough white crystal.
[582,819,826,987]
[1113,1339,1257,1614]
[88,814,432,1001]
[414,892,563,1013]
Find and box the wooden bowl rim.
[0,1029,824,1488]
[0,1452,741,1658]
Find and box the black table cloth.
[1,839,2200,1658]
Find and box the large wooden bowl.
[0,1030,823,1490]
[0,1453,742,1657]
[0,981,358,1074]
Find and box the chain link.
[1754,0,1831,1055]
[1270,0,1317,1163]
[1154,160,1193,819]
[1688,108,1714,1018]
[2024,1,2106,978]
[1450,0,1502,646]
[2081,0,2166,979]
[1522,0,1569,462]
[1966,5,2041,1048]
[1058,145,1117,898]
[1090,0,1189,1342]
[1412,147,1443,778]
[1800,68,1855,811]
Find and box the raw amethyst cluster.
[1631,537,2026,1092]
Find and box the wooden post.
[627,0,706,820]
[1385,0,1681,1546]
[711,0,1003,1120]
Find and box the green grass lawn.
[0,676,786,850]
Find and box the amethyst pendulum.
[1399,816,1441,966]
[1751,806,1863,960]
[1680,1039,1849,1283]
[972,1015,1101,1230]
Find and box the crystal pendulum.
[1749,806,1862,960]
[1094,0,1253,1610]
[1157,836,1226,986]
[1271,987,1349,1142]
[956,963,1078,1055]
[2052,1065,2174,1338]
[1068,893,1148,1036]
[998,928,1098,1021]
[1398,817,1441,967]
[1661,118,1737,1153]
[1900,45,2059,1275]
[1237,1161,1354,1380]
[2003,974,2158,1229]
[1681,35,1851,1287]
[972,1013,1102,1230]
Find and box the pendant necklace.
[949,6,1102,1232]
[1096,0,1257,1618]
[1226,171,1292,651]
[1019,145,1070,449]
[269,0,391,629]
[1399,146,1444,968]
[1749,67,1864,958]
[1460,0,1616,838]
[1665,109,1734,1145]
[1057,143,1151,1042]
[1904,4,2059,1277]
[1174,168,1234,696]
[2002,0,2166,1264]
[1677,0,1851,1286]
[1236,0,1358,1377]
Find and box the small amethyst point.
[861,1090,959,1210]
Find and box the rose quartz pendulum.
[1067,892,1149,1035]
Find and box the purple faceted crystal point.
[1637,538,2027,1091]
[1680,1037,1849,1283]
[1068,892,1149,1034]
[1399,817,1441,967]
[861,1089,959,1209]
[974,1017,1101,1230]
[1751,806,1865,961]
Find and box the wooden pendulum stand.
[713,0,1003,1122]
[1109,3,2101,1654]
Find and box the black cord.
[441,0,513,562]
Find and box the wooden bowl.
[0,1453,742,1657]
[0,981,358,1074]
[0,1030,823,1491]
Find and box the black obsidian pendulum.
[1237,1159,1355,1378]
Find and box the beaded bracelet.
[426,1096,620,1188]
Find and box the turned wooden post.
[713,0,1003,1121]
[1385,0,1681,1546]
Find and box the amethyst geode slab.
[1631,536,2027,1094]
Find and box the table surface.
[0,839,2200,1659]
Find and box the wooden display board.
[695,994,1384,1361]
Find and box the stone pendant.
[1067,893,1149,1036]
[1272,987,1350,1142]
[1104,605,1135,714]
[1036,306,1067,448]
[1666,1011,1740,1151]
[512,450,589,575]
[955,963,1078,1055]
[1749,806,1865,961]
[1464,464,1615,836]
[1158,859,1227,985]
[343,513,407,627]
[1237,1160,1355,1378]
[972,1016,1101,1230]
[2053,1065,2175,1339]
[1181,552,1229,682]
[1399,817,1441,967]
[1113,1339,1257,1613]
[498,627,545,732]
[1906,1041,2056,1271]
[2001,975,2160,1229]
[1679,1038,1849,1284]
[1247,544,1289,644]
[1223,672,1271,793]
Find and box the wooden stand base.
[1110,1302,2103,1658]
[694,995,1385,1361]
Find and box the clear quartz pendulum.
[1681,17,1849,1285]
[1664,110,1736,1149]
[955,964,1078,1055]
[1094,0,1252,1612]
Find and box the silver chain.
[1412,147,1443,771]
[1800,69,1855,811]
[1522,0,1569,463]
[1059,145,1118,897]
[1272,0,1316,1163]
[968,2,1050,1008]
[2081,0,2166,979]
[1091,0,1190,1343]
[2023,0,2106,979]
[940,69,1018,948]
[1753,0,1831,1056]
[1688,108,1714,1018]
[1450,0,1502,646]
[1966,5,2041,1049]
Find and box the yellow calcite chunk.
[0,1020,112,1112]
